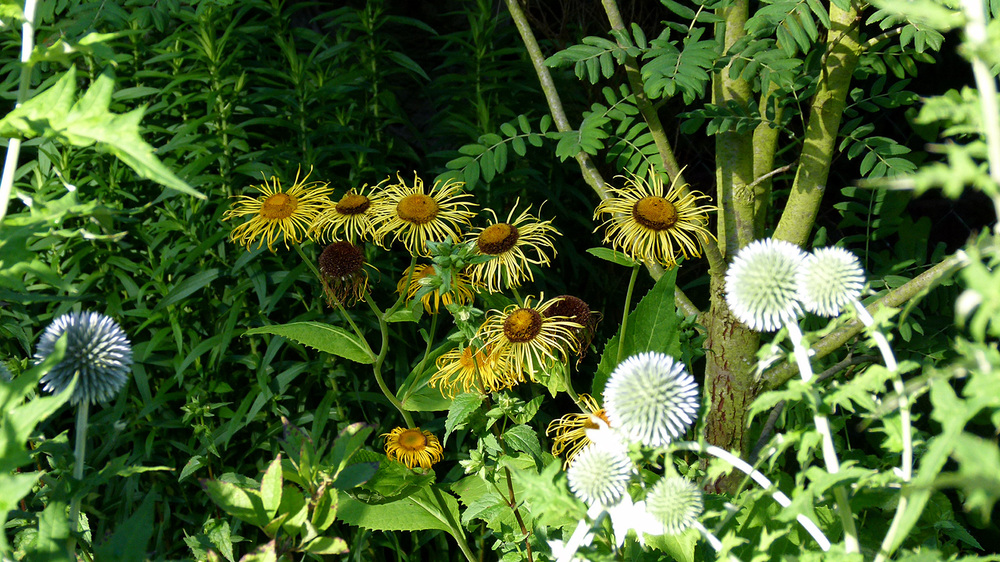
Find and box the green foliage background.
[1,0,999,560]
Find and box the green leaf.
[0,69,201,198]
[645,527,698,562]
[201,479,270,528]
[303,536,349,555]
[244,322,374,364]
[396,342,453,411]
[586,247,639,267]
[503,425,543,465]
[593,268,681,396]
[94,494,156,562]
[338,484,463,536]
[260,456,283,518]
[444,393,483,445]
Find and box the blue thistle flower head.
[567,442,633,509]
[724,238,808,332]
[34,312,133,405]
[796,246,865,317]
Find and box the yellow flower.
[372,173,477,256]
[476,295,583,382]
[318,241,368,307]
[311,181,386,243]
[547,394,612,468]
[396,263,478,314]
[431,344,517,397]
[466,200,560,292]
[383,427,444,470]
[223,168,333,251]
[593,172,715,268]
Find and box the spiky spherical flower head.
[603,352,698,448]
[646,476,703,535]
[724,238,807,332]
[567,442,633,509]
[796,246,865,317]
[34,312,133,405]
[382,427,444,470]
[318,241,368,307]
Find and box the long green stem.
[616,264,641,364]
[0,0,38,224]
[69,400,89,554]
[787,323,859,553]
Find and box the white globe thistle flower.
[567,442,633,509]
[796,246,865,317]
[724,238,807,332]
[646,476,703,535]
[34,312,133,405]
[603,352,699,448]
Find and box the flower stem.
[616,264,642,364]
[69,400,89,553]
[0,0,37,224]
[786,323,858,553]
[673,441,831,551]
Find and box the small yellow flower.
[223,168,333,251]
[547,394,611,468]
[396,263,477,314]
[311,181,386,243]
[476,295,583,382]
[594,172,715,268]
[318,241,368,307]
[383,427,444,470]
[431,344,517,397]
[372,173,477,256]
[466,200,560,292]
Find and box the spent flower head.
[796,246,865,317]
[603,352,699,448]
[646,476,703,535]
[34,312,133,405]
[318,241,368,307]
[567,442,634,508]
[725,238,808,332]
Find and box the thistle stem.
[673,441,831,551]
[69,400,89,553]
[0,0,37,224]
[786,323,858,553]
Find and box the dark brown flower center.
[503,308,542,343]
[319,242,364,278]
[397,194,439,225]
[632,196,678,231]
[336,193,371,215]
[260,192,297,220]
[398,429,427,450]
[477,223,520,255]
[543,295,591,326]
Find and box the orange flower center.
[397,429,427,450]
[583,409,610,430]
[336,193,371,215]
[503,308,542,343]
[632,196,678,231]
[397,194,439,225]
[260,192,297,220]
[477,223,520,255]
